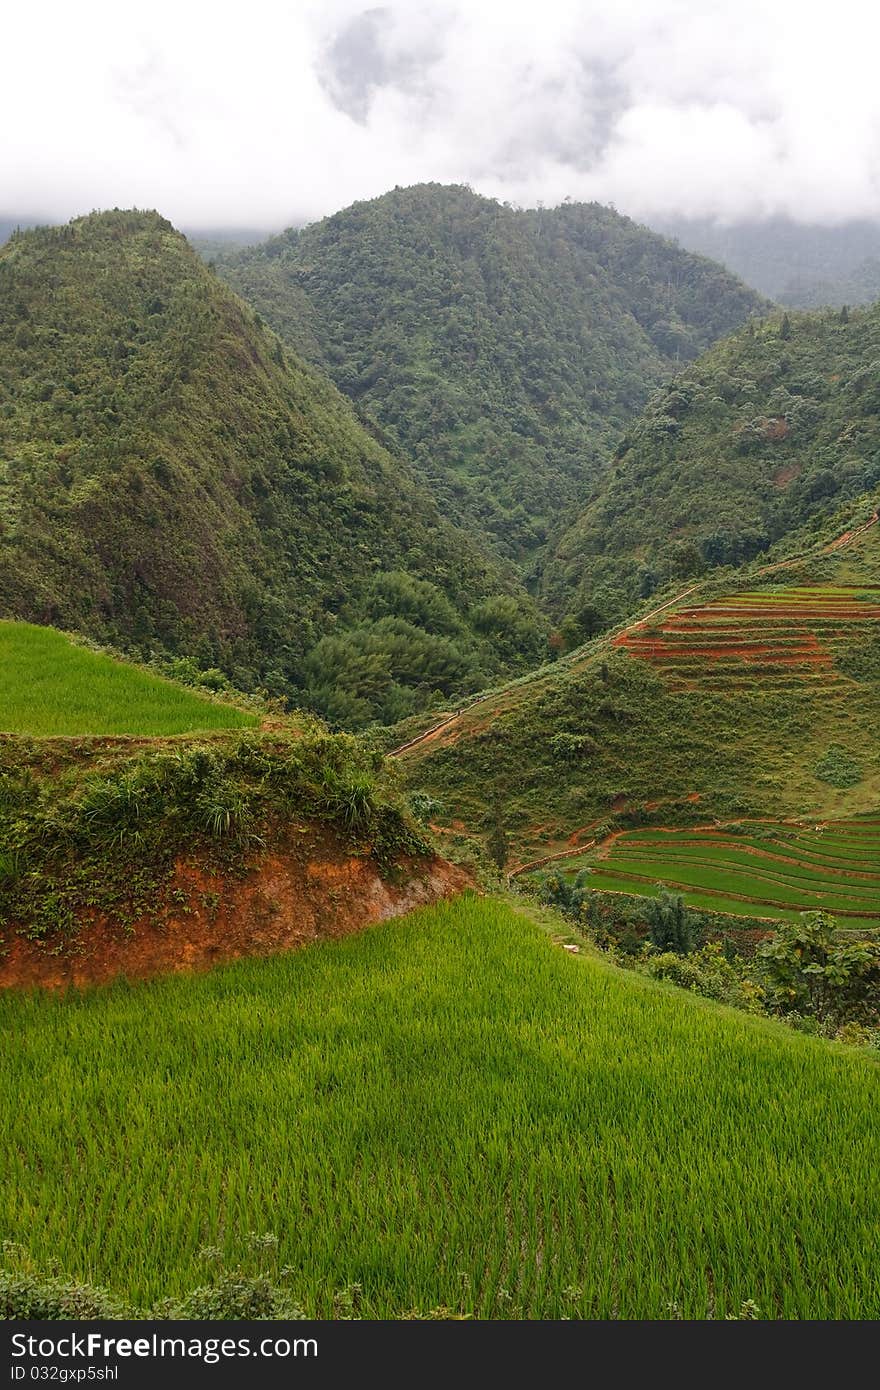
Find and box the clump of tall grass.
[0,731,428,940]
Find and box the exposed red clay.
[0,830,472,991]
[567,822,602,845]
[762,417,790,441]
[616,630,832,665]
[509,839,597,878]
[773,461,800,488]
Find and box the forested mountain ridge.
[212,183,766,564]
[543,302,880,627]
[0,210,546,727]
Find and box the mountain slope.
[544,303,880,626]
[395,513,880,878]
[213,184,765,564]
[0,211,545,725]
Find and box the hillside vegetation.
[397,516,880,873]
[0,720,436,965]
[213,184,764,564]
[571,819,880,927]
[3,897,879,1319]
[0,211,545,727]
[544,302,880,626]
[0,621,256,736]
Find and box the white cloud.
[2,0,880,228]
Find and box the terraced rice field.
[577,818,880,925]
[614,582,880,691]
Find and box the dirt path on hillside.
[389,584,704,759]
[755,510,879,576]
[389,710,463,756]
[508,832,600,879]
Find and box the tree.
[643,891,698,954]
[758,912,880,1027]
[575,603,605,639]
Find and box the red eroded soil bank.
[0,828,472,990]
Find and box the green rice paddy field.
[0,622,256,735]
[569,818,880,926]
[2,896,879,1319]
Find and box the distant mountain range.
[655,216,880,309]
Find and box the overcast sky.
[4,0,880,231]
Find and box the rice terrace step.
[551,820,880,927]
[614,582,880,692]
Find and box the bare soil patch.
[0,829,471,990]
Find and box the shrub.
[638,943,763,1011]
[0,1270,127,1320]
[642,891,701,954]
[408,790,445,824]
[0,1245,127,1319]
[758,912,880,1027]
[538,869,592,918]
[813,745,862,788]
[155,1274,304,1320]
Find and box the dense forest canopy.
[544,302,880,625]
[212,183,765,566]
[0,210,547,727]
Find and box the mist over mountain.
[656,217,880,309]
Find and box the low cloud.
[3,0,880,229]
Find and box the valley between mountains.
[2,186,879,1322]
